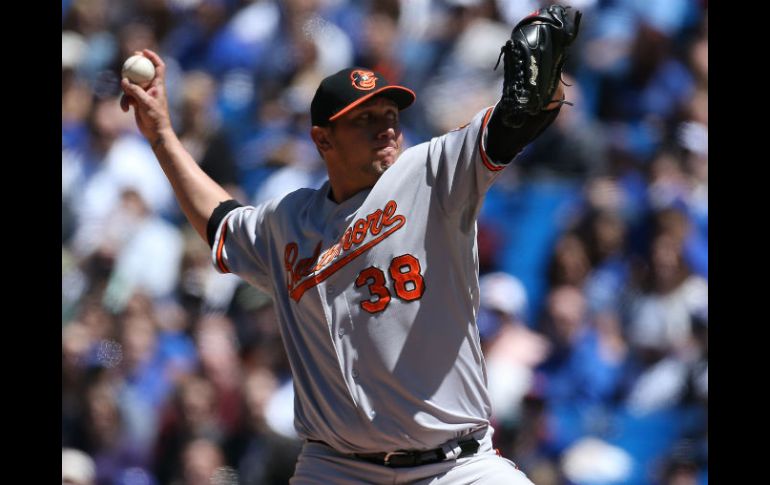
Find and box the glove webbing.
[494,39,526,127]
[494,38,574,128]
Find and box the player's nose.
[376,126,396,141]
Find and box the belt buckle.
[383,450,410,466]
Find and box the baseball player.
[121,5,580,484]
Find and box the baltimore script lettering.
[283,200,406,301]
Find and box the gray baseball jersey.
[211,106,508,454]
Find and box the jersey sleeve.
[426,103,513,229]
[210,204,274,294]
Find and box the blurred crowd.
[62,0,708,484]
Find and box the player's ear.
[311,126,333,152]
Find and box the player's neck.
[328,180,375,204]
[326,167,379,204]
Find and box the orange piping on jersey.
[478,107,504,172]
[288,215,406,302]
[216,215,232,273]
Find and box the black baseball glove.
[494,4,582,128]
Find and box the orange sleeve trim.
[478,107,504,172]
[215,215,232,274]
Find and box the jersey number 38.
[354,254,426,313]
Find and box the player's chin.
[374,147,398,172]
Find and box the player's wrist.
[150,127,177,151]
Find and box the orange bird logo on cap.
[350,70,378,90]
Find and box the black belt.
[308,437,480,468]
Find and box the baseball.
[121,55,156,88]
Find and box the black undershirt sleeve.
[206,199,243,247]
[485,104,562,164]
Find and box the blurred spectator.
[621,231,707,417]
[228,284,290,378]
[537,285,626,407]
[67,96,176,265]
[547,232,592,288]
[62,47,93,157]
[626,230,707,358]
[63,323,95,447]
[677,90,708,243]
[78,295,116,349]
[534,286,627,456]
[226,367,303,484]
[63,248,90,322]
[153,375,226,484]
[79,379,155,485]
[63,94,125,215]
[251,136,326,205]
[114,312,165,446]
[194,314,246,435]
[112,21,160,76]
[93,296,197,455]
[256,0,354,84]
[598,20,695,163]
[576,208,632,316]
[62,0,116,82]
[355,0,403,83]
[503,393,559,485]
[653,201,706,279]
[479,273,550,422]
[420,0,512,135]
[170,438,228,485]
[100,188,185,311]
[177,226,243,318]
[688,13,707,85]
[161,0,234,74]
[177,71,241,194]
[233,72,326,198]
[654,437,706,485]
[685,310,708,408]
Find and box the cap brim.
[328,86,416,122]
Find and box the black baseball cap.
[310,67,416,126]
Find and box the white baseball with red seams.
[121,55,155,88]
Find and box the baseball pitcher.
[120,5,581,484]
